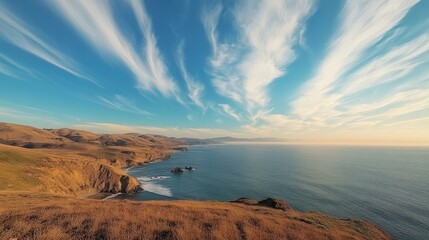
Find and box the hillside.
[0,192,390,240]
[0,122,185,195]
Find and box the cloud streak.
[95,95,152,116]
[218,104,241,121]
[176,41,205,110]
[0,3,96,84]
[50,0,178,98]
[74,122,242,138]
[203,0,314,116]
[292,0,420,119]
[245,0,429,144]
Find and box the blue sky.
[1,0,429,145]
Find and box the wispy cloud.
[129,0,179,98]
[0,103,61,126]
[218,104,241,121]
[202,3,243,103]
[203,0,314,116]
[74,122,242,138]
[186,114,194,121]
[0,54,30,76]
[201,3,228,69]
[50,0,178,98]
[0,3,96,84]
[95,95,152,116]
[0,53,46,80]
[176,41,205,110]
[340,33,429,96]
[235,0,313,112]
[0,62,19,79]
[292,0,420,119]
[244,0,429,144]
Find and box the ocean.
[115,144,429,239]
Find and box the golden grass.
[0,192,390,240]
[0,122,182,168]
[0,144,142,196]
[0,122,182,196]
[0,145,43,190]
[0,123,391,239]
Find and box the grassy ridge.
[0,192,390,240]
[0,122,185,195]
[0,145,42,190]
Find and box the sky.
[1,0,429,145]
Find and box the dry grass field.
[0,192,390,240]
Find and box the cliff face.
[89,164,142,193]
[0,144,142,195]
[35,157,142,195]
[0,122,185,196]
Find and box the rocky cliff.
[89,164,142,193]
[0,122,184,196]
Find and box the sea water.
[116,144,429,239]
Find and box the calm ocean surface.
[117,144,429,239]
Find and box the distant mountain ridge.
[178,136,288,145]
[210,136,287,142]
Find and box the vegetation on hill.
[0,192,390,240]
[0,122,391,239]
[0,122,185,195]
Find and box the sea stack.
[171,167,184,173]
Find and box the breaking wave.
[137,176,172,197]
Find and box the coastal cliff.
[0,122,183,195]
[89,164,142,193]
[0,144,143,195]
[0,122,391,239]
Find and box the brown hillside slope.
[0,144,141,195]
[0,192,390,240]
[0,122,185,167]
[0,122,73,148]
[0,122,185,195]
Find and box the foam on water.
[137,176,172,197]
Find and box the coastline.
[0,123,392,239]
[95,147,187,200]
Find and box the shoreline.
[94,149,184,200]
[0,123,393,239]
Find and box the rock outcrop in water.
[171,167,184,173]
